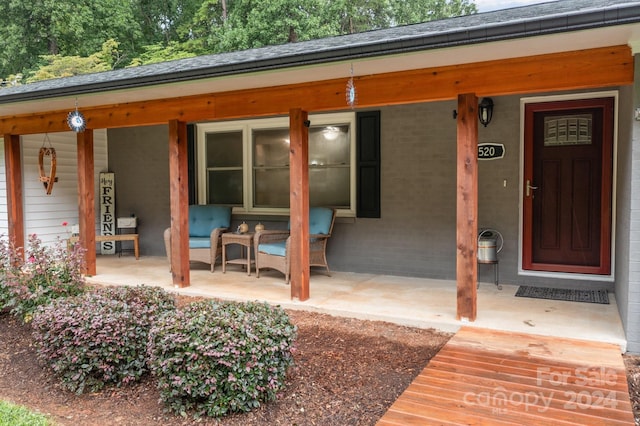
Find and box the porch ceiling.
[1,22,639,119]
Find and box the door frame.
[518,91,618,281]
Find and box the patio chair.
[254,207,336,283]
[163,205,231,272]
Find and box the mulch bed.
[2,292,640,425]
[0,299,451,426]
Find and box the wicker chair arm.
[209,227,229,244]
[254,230,289,253]
[309,233,330,240]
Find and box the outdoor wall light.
[451,97,494,126]
[478,97,494,127]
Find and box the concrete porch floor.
[85,255,629,353]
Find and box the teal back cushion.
[287,207,333,234]
[309,207,333,234]
[189,205,231,237]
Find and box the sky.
[474,0,550,12]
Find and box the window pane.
[543,114,592,146]
[310,168,350,207]
[254,169,290,208]
[207,131,243,167]
[208,170,243,205]
[254,129,290,167]
[309,125,350,165]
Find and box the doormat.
[515,286,609,304]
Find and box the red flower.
[62,221,68,227]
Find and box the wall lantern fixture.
[451,97,495,126]
[478,97,494,127]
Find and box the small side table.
[222,232,254,275]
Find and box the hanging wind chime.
[346,64,357,109]
[38,134,58,195]
[66,98,86,133]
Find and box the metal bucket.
[478,229,503,263]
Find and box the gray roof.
[1,0,639,103]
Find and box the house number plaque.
[478,143,505,160]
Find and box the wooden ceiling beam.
[0,45,631,135]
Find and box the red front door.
[523,97,614,275]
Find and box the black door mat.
[515,286,609,304]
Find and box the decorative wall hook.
[38,134,58,195]
[67,98,86,132]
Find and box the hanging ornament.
[38,134,58,195]
[67,98,86,132]
[346,64,357,109]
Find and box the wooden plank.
[456,94,478,321]
[289,109,310,300]
[168,120,190,288]
[411,373,633,422]
[77,130,96,275]
[450,327,624,367]
[0,46,631,135]
[3,134,24,254]
[431,350,631,393]
[377,327,635,425]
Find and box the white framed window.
[197,112,356,216]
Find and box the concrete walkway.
[85,255,628,353]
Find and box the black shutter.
[187,124,197,205]
[356,111,381,218]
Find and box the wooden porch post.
[77,130,96,275]
[4,134,24,254]
[168,119,190,288]
[456,93,478,321]
[289,109,310,300]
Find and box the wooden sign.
[99,172,116,254]
[478,143,505,160]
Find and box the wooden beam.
[0,46,631,135]
[168,119,190,288]
[289,109,310,301]
[77,130,96,275]
[3,134,24,255]
[456,93,478,322]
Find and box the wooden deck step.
[377,326,635,425]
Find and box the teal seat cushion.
[258,242,287,257]
[189,237,211,249]
[189,205,231,237]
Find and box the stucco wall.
[107,126,170,256]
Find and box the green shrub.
[31,285,176,394]
[147,300,297,418]
[0,234,86,321]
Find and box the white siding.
[12,131,109,246]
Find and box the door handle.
[526,180,538,197]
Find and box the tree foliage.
[0,0,142,78]
[0,0,477,85]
